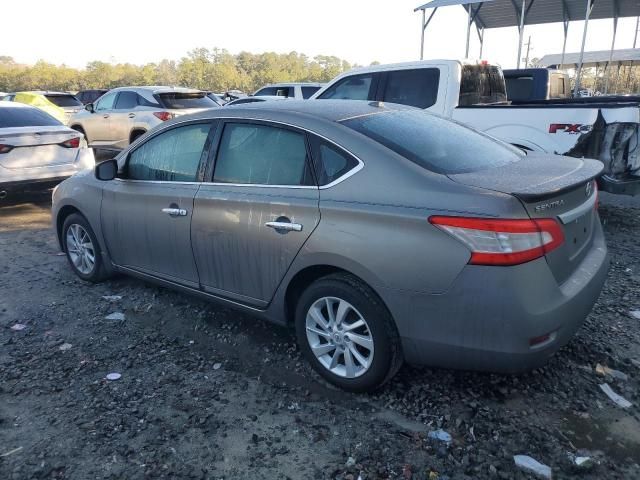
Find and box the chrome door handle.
[128,113,136,118]
[265,221,302,232]
[161,208,187,217]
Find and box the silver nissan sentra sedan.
[52,100,609,392]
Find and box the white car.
[254,83,324,100]
[224,95,290,106]
[0,102,94,199]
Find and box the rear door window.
[157,92,217,109]
[0,106,61,127]
[318,74,375,101]
[301,86,321,99]
[127,123,211,182]
[309,137,359,186]
[213,123,315,186]
[254,87,277,96]
[381,68,439,109]
[114,91,138,109]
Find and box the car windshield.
[341,110,523,174]
[0,106,62,127]
[45,94,83,107]
[157,92,218,109]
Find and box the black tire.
[130,130,145,144]
[295,273,403,392]
[62,213,109,283]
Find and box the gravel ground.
[1,191,639,480]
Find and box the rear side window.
[459,65,507,106]
[302,86,321,99]
[45,94,82,107]
[157,92,217,109]
[114,91,138,109]
[214,123,314,186]
[342,110,522,174]
[382,68,439,109]
[505,76,534,102]
[254,87,291,97]
[127,123,210,182]
[318,74,374,100]
[309,137,359,185]
[0,106,62,127]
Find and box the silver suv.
[69,86,219,150]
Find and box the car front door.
[191,121,320,307]
[86,91,118,144]
[101,121,216,288]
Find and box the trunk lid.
[449,153,603,284]
[0,126,81,168]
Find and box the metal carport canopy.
[415,0,640,29]
[540,47,640,68]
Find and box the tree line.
[0,48,360,94]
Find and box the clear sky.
[2,0,638,69]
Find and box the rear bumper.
[598,174,640,196]
[379,221,609,372]
[0,176,71,193]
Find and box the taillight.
[0,144,13,154]
[60,137,80,148]
[153,111,174,121]
[429,216,565,266]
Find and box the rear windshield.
[157,92,217,109]
[459,65,507,106]
[505,76,534,102]
[341,110,522,174]
[0,106,62,127]
[45,94,83,107]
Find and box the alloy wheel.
[66,224,96,275]
[305,296,374,378]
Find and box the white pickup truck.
[311,60,640,195]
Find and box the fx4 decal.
[548,123,593,134]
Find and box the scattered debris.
[513,455,552,479]
[630,310,640,320]
[213,362,222,370]
[0,446,23,457]
[599,383,632,408]
[54,252,66,256]
[105,312,125,321]
[59,343,72,351]
[346,456,356,467]
[428,429,452,444]
[595,363,629,381]
[631,359,640,369]
[106,373,122,381]
[102,295,122,302]
[10,323,27,331]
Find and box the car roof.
[15,91,74,96]
[177,99,415,124]
[109,86,203,94]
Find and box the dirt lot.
[1,191,639,480]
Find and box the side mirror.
[95,158,118,181]
[85,103,94,113]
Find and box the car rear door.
[101,121,216,287]
[111,91,138,148]
[191,120,320,307]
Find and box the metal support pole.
[420,9,425,60]
[634,16,640,49]
[419,8,438,61]
[479,27,485,58]
[574,0,593,96]
[465,6,472,58]
[516,0,526,69]
[614,63,622,93]
[561,21,569,68]
[605,16,618,94]
[524,36,532,68]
